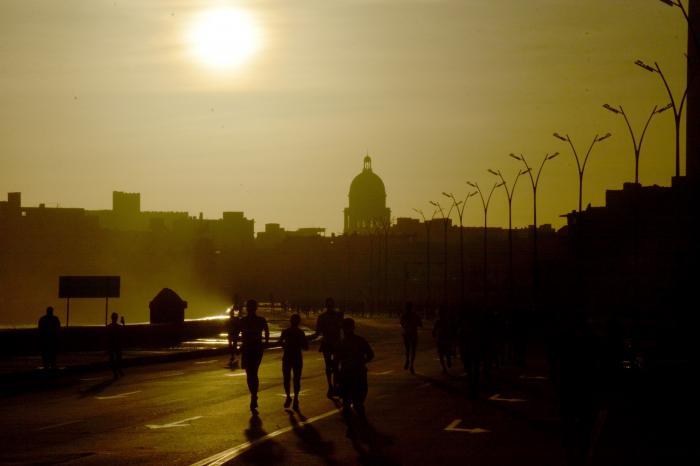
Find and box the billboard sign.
[58,276,120,299]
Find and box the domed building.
[344,156,391,234]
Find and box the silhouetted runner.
[314,297,344,397]
[38,306,60,370]
[279,314,308,411]
[400,301,422,374]
[235,299,269,414]
[432,307,453,374]
[106,312,124,379]
[227,308,241,368]
[335,318,374,419]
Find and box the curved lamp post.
[553,132,612,212]
[443,190,478,312]
[509,152,559,310]
[466,180,502,305]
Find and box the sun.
[187,9,261,69]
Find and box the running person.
[400,301,422,374]
[314,297,343,397]
[279,314,308,411]
[235,299,269,414]
[335,318,374,419]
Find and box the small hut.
[149,288,187,324]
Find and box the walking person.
[106,312,125,379]
[400,301,422,374]
[335,318,374,420]
[432,307,453,374]
[314,297,344,397]
[38,306,60,371]
[235,299,269,414]
[279,314,308,411]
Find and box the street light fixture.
[602,103,669,184]
[443,191,477,312]
[489,167,527,305]
[466,180,502,306]
[413,207,438,314]
[635,58,688,178]
[510,152,558,310]
[552,131,612,212]
[429,200,455,307]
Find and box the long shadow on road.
[287,409,337,466]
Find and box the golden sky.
[0,0,687,233]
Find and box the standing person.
[432,307,453,374]
[335,318,374,419]
[400,301,422,374]
[279,314,308,411]
[106,312,124,379]
[314,297,344,397]
[227,308,241,368]
[38,306,60,371]
[236,299,269,414]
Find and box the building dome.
[349,157,386,205]
[344,156,391,234]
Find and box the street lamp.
[510,152,558,310]
[413,207,438,314]
[658,1,697,48]
[466,180,502,306]
[488,167,526,304]
[429,200,455,307]
[553,132,612,212]
[635,59,687,178]
[602,103,671,184]
[443,190,478,312]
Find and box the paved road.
[0,318,564,465]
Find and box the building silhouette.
[344,155,391,234]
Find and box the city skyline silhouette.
[0,0,687,234]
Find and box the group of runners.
[227,298,374,418]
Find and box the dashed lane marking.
[95,390,141,400]
[195,360,219,365]
[189,408,340,466]
[36,420,82,431]
[146,416,203,430]
[444,419,490,433]
[224,372,246,377]
[369,370,394,375]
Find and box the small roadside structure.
[149,288,187,324]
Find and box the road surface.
[0,317,564,465]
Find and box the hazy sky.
[0,0,687,233]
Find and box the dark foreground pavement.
[0,317,565,465]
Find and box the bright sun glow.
[188,9,261,69]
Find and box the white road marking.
[95,390,141,400]
[488,393,526,403]
[189,408,340,466]
[369,370,393,375]
[417,382,431,389]
[146,416,203,430]
[276,390,309,398]
[36,420,82,431]
[195,360,218,365]
[224,372,246,377]
[444,419,490,433]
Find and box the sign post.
[58,276,120,326]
